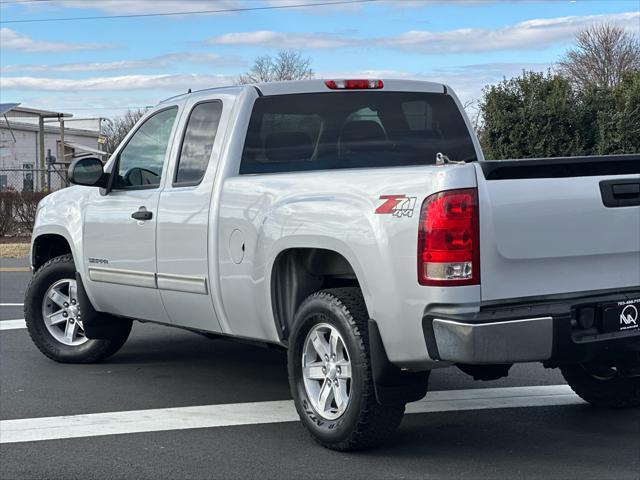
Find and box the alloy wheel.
[301,322,352,420]
[41,278,88,346]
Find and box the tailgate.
[475,157,640,302]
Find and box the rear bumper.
[423,289,640,365]
[431,317,553,363]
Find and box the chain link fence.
[0,165,70,193]
[0,165,70,237]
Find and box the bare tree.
[237,50,314,84]
[558,23,640,90]
[462,98,482,132]
[102,109,147,155]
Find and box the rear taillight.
[325,79,383,90]
[418,188,479,286]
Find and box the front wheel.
[25,254,132,363]
[561,360,640,409]
[288,288,405,451]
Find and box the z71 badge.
[375,195,417,218]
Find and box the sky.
[1,0,639,119]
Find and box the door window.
[113,107,178,189]
[174,101,223,186]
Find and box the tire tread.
[561,364,640,409]
[292,287,405,451]
[24,254,130,364]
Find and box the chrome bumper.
[431,317,554,364]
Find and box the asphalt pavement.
[1,256,639,480]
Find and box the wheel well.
[32,234,72,270]
[271,248,360,341]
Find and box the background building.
[0,104,108,192]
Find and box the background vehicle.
[25,79,640,450]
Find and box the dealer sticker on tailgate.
[600,298,640,333]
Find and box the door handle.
[612,183,640,199]
[600,179,640,207]
[131,207,153,221]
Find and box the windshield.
[240,91,477,174]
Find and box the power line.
[0,0,630,4]
[0,0,380,23]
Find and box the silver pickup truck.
[25,79,640,450]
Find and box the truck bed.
[476,155,640,302]
[480,154,640,180]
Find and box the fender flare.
[31,225,79,270]
[266,238,372,340]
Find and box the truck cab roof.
[158,78,449,105]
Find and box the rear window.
[240,91,476,174]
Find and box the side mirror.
[68,158,107,188]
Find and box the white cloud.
[0,74,236,91]
[1,63,548,98]
[206,11,639,53]
[208,30,353,49]
[379,12,640,53]
[0,27,107,52]
[2,53,242,73]
[2,63,551,118]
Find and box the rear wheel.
[288,287,405,451]
[561,360,640,408]
[25,254,132,363]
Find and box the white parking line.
[0,303,23,307]
[0,385,582,444]
[0,319,26,330]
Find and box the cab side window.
[174,101,223,186]
[113,107,178,190]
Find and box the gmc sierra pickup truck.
[26,79,640,451]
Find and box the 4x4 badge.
[375,195,417,218]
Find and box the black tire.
[560,362,640,409]
[288,287,405,451]
[24,254,132,363]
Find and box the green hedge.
[479,71,640,160]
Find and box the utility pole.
[59,116,65,166]
[46,148,53,191]
[38,115,45,191]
